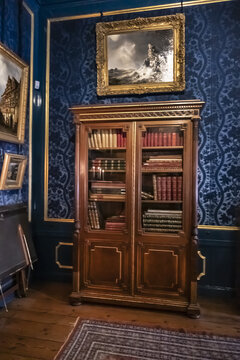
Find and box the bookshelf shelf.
[142,146,184,150]
[89,147,126,150]
[71,100,204,318]
[89,197,126,202]
[142,169,183,173]
[141,200,183,204]
[89,170,125,173]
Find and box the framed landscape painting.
[0,42,29,143]
[0,153,27,190]
[96,14,185,96]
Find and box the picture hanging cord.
[181,0,184,13]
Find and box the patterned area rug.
[55,319,240,360]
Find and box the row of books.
[88,201,101,229]
[105,215,126,231]
[89,180,126,200]
[90,158,126,170]
[88,129,126,148]
[142,209,182,233]
[142,131,183,147]
[152,175,182,201]
[142,155,182,170]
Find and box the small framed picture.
[0,153,27,190]
[96,14,185,95]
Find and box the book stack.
[141,191,154,199]
[90,158,126,171]
[142,155,182,171]
[88,201,101,229]
[152,175,182,201]
[142,209,182,233]
[88,129,126,148]
[105,215,126,231]
[89,181,126,200]
[142,130,183,147]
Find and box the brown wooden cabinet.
[70,100,204,318]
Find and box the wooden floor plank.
[0,333,60,360]
[0,280,239,360]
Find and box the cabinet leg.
[187,304,200,319]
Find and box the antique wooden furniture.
[70,100,204,317]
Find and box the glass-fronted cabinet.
[87,128,127,232]
[70,100,204,318]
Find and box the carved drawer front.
[136,243,186,297]
[83,241,129,292]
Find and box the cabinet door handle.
[197,250,206,280]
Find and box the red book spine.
[120,131,124,147]
[167,133,172,146]
[163,133,168,146]
[154,131,158,147]
[166,176,172,201]
[147,130,151,147]
[171,132,177,146]
[176,133,180,146]
[161,176,167,200]
[117,130,121,147]
[158,132,163,146]
[157,176,162,200]
[177,176,182,200]
[150,131,154,147]
[172,176,177,200]
[153,174,157,200]
[123,133,126,147]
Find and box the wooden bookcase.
[70,100,204,318]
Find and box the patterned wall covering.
[0,0,31,206]
[49,1,240,226]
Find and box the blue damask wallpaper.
[0,0,30,207]
[49,1,240,225]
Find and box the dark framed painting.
[96,14,185,96]
[0,153,27,190]
[0,42,29,143]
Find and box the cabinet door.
[135,122,191,298]
[79,123,132,292]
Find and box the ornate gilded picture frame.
[0,42,29,143]
[0,153,27,190]
[96,14,185,96]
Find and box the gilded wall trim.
[47,0,232,23]
[23,2,34,222]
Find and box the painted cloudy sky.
[0,54,22,96]
[107,29,173,70]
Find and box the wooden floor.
[0,281,240,360]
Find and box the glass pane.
[141,125,183,233]
[88,127,127,231]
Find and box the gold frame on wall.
[0,153,27,190]
[96,14,185,96]
[0,42,29,144]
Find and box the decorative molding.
[23,2,34,222]
[198,225,240,231]
[46,0,233,23]
[55,242,73,269]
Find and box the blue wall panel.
[0,0,31,207]
[48,1,240,226]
